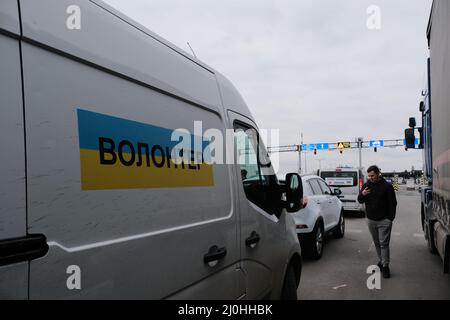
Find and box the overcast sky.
[103,0,432,175]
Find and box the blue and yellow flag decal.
[77,109,214,190]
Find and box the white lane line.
[347,230,401,236]
[413,233,424,238]
[346,229,363,233]
[332,284,348,290]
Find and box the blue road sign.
[370,140,384,147]
[316,143,329,150]
[302,143,329,151]
[302,144,316,151]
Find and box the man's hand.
[362,187,371,196]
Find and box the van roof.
[320,167,362,172]
[20,0,255,122]
[91,0,215,73]
[91,0,255,122]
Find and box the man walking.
[358,165,397,278]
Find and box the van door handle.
[245,231,260,247]
[0,234,48,267]
[204,245,227,265]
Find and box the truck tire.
[281,263,298,300]
[421,204,425,231]
[426,220,438,254]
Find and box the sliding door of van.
[19,0,241,299]
[0,0,28,299]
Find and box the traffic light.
[314,149,317,155]
[374,147,377,152]
[405,128,416,148]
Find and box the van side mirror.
[409,117,416,128]
[284,173,303,212]
[404,128,416,149]
[333,188,342,196]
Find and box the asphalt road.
[297,185,450,300]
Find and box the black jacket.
[357,177,397,221]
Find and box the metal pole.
[298,146,302,174]
[304,151,307,174]
[358,137,363,170]
[299,132,303,174]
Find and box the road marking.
[346,229,363,233]
[346,230,401,235]
[413,233,424,238]
[332,284,348,290]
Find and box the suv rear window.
[320,171,357,187]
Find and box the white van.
[0,0,302,299]
[318,167,366,215]
[406,178,416,190]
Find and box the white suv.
[282,175,345,260]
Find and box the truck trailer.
[405,0,450,273]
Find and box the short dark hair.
[367,165,380,174]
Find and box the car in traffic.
[318,167,366,216]
[280,174,345,259]
[406,178,416,190]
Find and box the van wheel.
[333,211,345,238]
[310,222,324,260]
[281,264,298,300]
[360,210,366,218]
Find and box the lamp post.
[315,158,323,171]
[357,137,363,170]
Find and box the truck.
[405,0,450,273]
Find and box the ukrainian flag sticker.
[77,109,214,190]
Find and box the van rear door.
[321,170,358,194]
[0,0,28,299]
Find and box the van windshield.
[320,171,357,187]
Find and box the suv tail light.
[359,178,363,190]
[302,195,308,209]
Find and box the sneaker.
[382,266,390,278]
[377,262,384,272]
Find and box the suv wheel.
[333,211,345,238]
[310,222,324,260]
